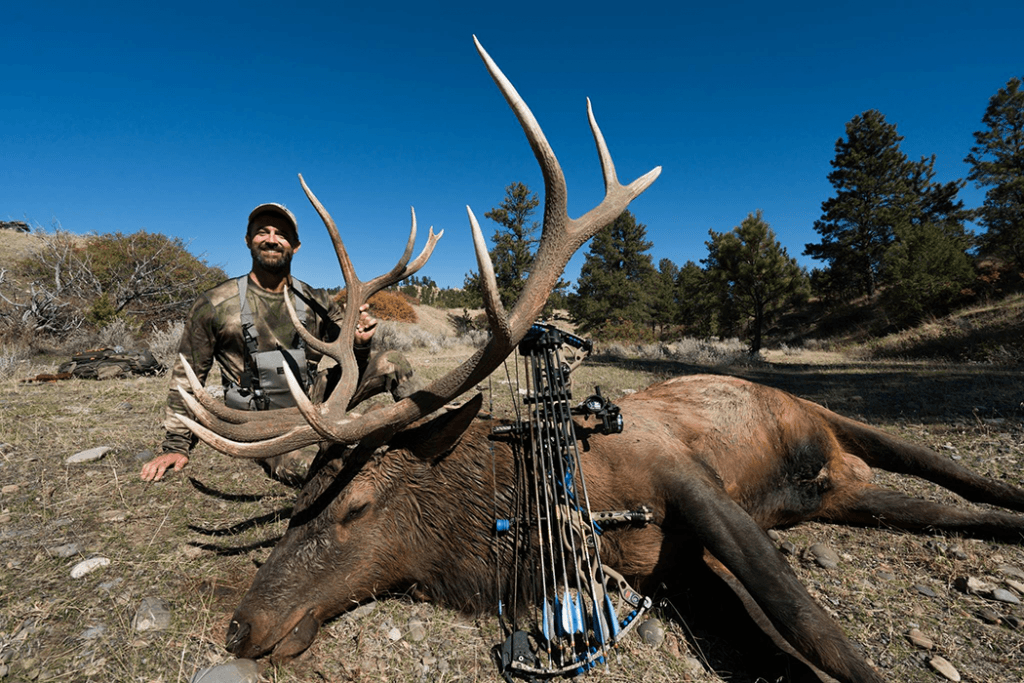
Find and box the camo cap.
[247,203,299,245]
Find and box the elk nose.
[225,619,251,653]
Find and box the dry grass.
[1,325,1023,682]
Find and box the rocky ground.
[0,348,1022,682]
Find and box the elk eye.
[342,502,369,523]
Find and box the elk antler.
[175,35,661,459]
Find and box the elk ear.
[396,393,484,462]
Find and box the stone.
[1,484,18,495]
[906,628,934,650]
[132,597,172,632]
[47,542,81,558]
[991,588,1020,605]
[388,627,402,641]
[135,449,156,461]
[808,543,840,569]
[928,655,961,681]
[997,564,1024,581]
[637,618,665,647]
[190,659,259,683]
[954,576,994,595]
[344,601,377,620]
[780,541,797,555]
[406,618,427,642]
[79,625,106,640]
[913,584,938,598]
[70,557,110,578]
[67,447,111,464]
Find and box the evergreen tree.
[675,260,716,337]
[804,110,922,298]
[568,210,657,334]
[964,76,1024,273]
[705,211,808,354]
[880,161,974,324]
[650,258,680,334]
[464,182,539,307]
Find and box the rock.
[997,565,1024,581]
[406,618,427,642]
[1,484,18,495]
[906,628,934,650]
[767,529,781,541]
[991,588,1020,605]
[954,576,994,595]
[780,541,797,555]
[70,556,110,578]
[67,446,111,464]
[47,542,81,558]
[190,659,259,683]
[132,597,172,632]
[913,584,938,598]
[100,510,128,522]
[637,618,665,647]
[1004,578,1024,595]
[388,627,402,642]
[1004,615,1022,630]
[135,449,156,461]
[928,655,961,681]
[344,601,377,620]
[808,543,840,569]
[79,625,106,640]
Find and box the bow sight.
[492,323,652,681]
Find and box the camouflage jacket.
[161,275,367,455]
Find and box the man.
[140,203,418,484]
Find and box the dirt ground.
[1,347,1022,682]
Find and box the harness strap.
[236,275,309,354]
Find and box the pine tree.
[463,182,567,311]
[705,211,808,354]
[650,258,680,334]
[568,210,657,335]
[675,261,716,337]
[804,110,921,299]
[964,76,1024,274]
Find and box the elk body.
[223,377,1024,683]
[174,39,1024,683]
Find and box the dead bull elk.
[174,38,1024,683]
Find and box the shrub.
[335,290,417,323]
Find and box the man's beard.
[251,243,293,274]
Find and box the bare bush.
[373,322,488,354]
[0,227,224,343]
[0,344,26,381]
[147,321,184,370]
[598,337,762,368]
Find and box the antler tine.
[179,354,252,425]
[174,400,319,459]
[176,386,318,446]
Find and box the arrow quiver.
[492,323,652,681]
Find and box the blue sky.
[3,1,1022,289]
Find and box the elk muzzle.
[226,607,321,663]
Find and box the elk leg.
[829,414,1024,512]
[662,465,883,683]
[819,484,1024,543]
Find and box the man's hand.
[355,303,377,345]
[140,452,189,482]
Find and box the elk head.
[174,36,660,661]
